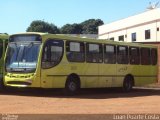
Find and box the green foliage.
[26,19,104,34]
[26,20,60,34]
[60,24,82,34]
[61,19,104,34]
[81,19,104,34]
[0,33,8,35]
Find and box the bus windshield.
[6,42,41,73]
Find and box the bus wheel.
[123,76,134,92]
[64,75,80,95]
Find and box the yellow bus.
[0,33,8,90]
[4,32,158,95]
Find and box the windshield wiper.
[27,42,34,48]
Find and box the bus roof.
[10,32,157,48]
[11,32,47,36]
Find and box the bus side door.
[41,39,64,88]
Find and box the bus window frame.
[129,46,140,65]
[66,41,85,63]
[41,39,64,69]
[86,43,103,63]
[151,48,157,65]
[141,47,151,65]
[104,44,116,64]
[0,40,3,60]
[117,45,129,64]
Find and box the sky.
[0,0,159,34]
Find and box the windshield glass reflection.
[6,42,41,73]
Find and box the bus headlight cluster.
[26,79,33,83]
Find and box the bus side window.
[151,48,157,65]
[141,48,151,65]
[104,45,116,64]
[0,41,3,59]
[42,39,64,69]
[42,45,50,62]
[86,43,103,63]
[117,46,128,64]
[129,47,140,65]
[5,40,8,51]
[66,41,85,62]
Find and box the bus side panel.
[40,65,66,88]
[99,63,116,88]
[134,65,157,86]
[116,64,157,87]
[53,62,99,88]
[115,64,129,87]
[40,61,99,88]
[115,65,143,87]
[82,63,98,88]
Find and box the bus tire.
[64,75,80,95]
[123,75,134,92]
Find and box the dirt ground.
[0,87,160,115]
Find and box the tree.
[27,19,104,34]
[26,20,60,34]
[81,19,104,34]
[60,19,104,34]
[60,23,82,34]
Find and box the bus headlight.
[26,79,33,83]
